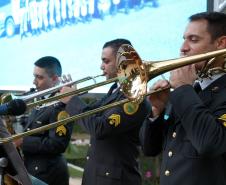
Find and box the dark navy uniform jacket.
[140,74,226,185]
[22,102,73,185]
[66,84,151,185]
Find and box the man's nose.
[33,78,37,86]
[180,40,190,54]
[100,63,105,70]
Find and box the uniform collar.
[197,73,225,90]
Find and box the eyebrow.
[34,74,44,78]
[183,34,202,39]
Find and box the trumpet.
[1,45,226,144]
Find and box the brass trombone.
[26,76,118,109]
[11,74,104,106]
[1,44,226,144]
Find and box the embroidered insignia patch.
[108,114,121,127]
[56,125,67,136]
[218,114,226,127]
[57,111,70,121]
[56,111,69,136]
[123,102,139,115]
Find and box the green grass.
[68,166,83,178]
[64,144,89,160]
[65,144,87,178]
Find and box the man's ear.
[216,36,226,49]
[52,75,59,83]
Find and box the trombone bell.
[117,45,147,103]
[117,44,226,102]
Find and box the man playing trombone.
[140,12,226,185]
[61,38,151,185]
[14,56,73,185]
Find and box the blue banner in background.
[0,0,206,92]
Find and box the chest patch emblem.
[218,114,226,127]
[57,111,70,120]
[56,111,69,136]
[123,102,139,115]
[56,125,67,136]
[108,114,121,127]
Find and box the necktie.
[107,83,118,96]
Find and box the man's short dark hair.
[189,12,226,41]
[103,38,132,55]
[34,56,62,77]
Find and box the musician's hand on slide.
[59,86,76,104]
[148,80,170,118]
[170,64,197,89]
[60,74,72,84]
[14,138,23,148]
[60,74,77,89]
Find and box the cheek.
[38,82,45,89]
[190,45,205,53]
[107,64,113,72]
[111,63,117,70]
[39,80,48,88]
[192,42,215,53]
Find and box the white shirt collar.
[112,83,120,93]
[197,73,224,90]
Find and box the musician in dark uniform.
[140,12,226,185]
[14,56,73,185]
[60,39,151,185]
